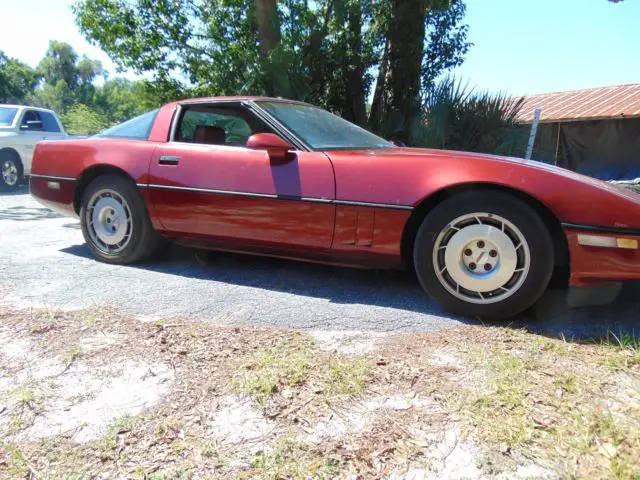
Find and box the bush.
[61,104,110,135]
[413,77,528,156]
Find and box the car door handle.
[159,155,180,165]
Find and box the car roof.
[175,96,311,106]
[0,104,55,113]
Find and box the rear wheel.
[413,191,554,319]
[80,174,162,264]
[0,151,23,190]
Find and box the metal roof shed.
[515,84,640,181]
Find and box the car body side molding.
[138,183,414,211]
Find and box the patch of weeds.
[199,438,222,459]
[323,358,368,397]
[82,311,100,326]
[600,331,640,371]
[244,438,340,480]
[9,412,24,434]
[464,352,531,448]
[557,406,640,478]
[68,346,81,363]
[2,444,29,476]
[134,467,192,480]
[155,416,183,440]
[101,415,137,451]
[554,373,578,394]
[542,339,571,356]
[16,388,35,406]
[232,340,313,404]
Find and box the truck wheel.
[0,151,23,190]
[79,174,163,264]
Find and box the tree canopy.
[74,0,471,143]
[0,41,163,135]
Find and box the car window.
[177,108,254,146]
[0,107,19,126]
[21,110,44,131]
[94,109,159,140]
[38,111,62,133]
[257,101,393,150]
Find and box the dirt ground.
[0,303,639,480]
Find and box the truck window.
[38,111,62,133]
[20,110,44,131]
[0,107,18,126]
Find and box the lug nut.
[489,250,498,257]
[477,240,485,248]
[464,249,473,256]
[468,262,477,271]
[484,263,492,271]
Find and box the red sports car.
[30,97,640,318]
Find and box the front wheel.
[1,152,23,190]
[413,191,554,319]
[80,174,162,264]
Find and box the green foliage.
[73,0,471,136]
[61,104,110,135]
[26,79,76,114]
[232,341,313,405]
[0,51,39,104]
[2,40,164,135]
[413,77,527,155]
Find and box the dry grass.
[440,329,640,478]
[0,305,638,479]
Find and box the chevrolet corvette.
[29,97,640,318]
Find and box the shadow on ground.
[60,242,639,341]
[0,184,29,197]
[0,205,65,221]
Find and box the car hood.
[0,130,17,137]
[361,147,640,203]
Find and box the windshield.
[257,101,393,150]
[0,107,19,127]
[94,109,159,140]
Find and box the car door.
[147,103,336,252]
[15,110,49,173]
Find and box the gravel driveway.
[1,186,638,338]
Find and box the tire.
[79,174,163,264]
[413,190,554,319]
[0,151,24,190]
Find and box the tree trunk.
[254,0,280,57]
[344,2,366,126]
[369,38,390,134]
[386,0,428,144]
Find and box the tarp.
[560,118,640,180]
[529,118,640,181]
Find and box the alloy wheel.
[85,188,133,254]
[2,160,19,186]
[432,212,531,305]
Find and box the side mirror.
[246,133,293,163]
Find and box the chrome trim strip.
[142,183,412,210]
[168,104,182,142]
[562,222,640,236]
[29,174,77,181]
[335,199,413,211]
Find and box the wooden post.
[553,122,562,166]
[525,108,541,160]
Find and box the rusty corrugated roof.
[516,83,640,124]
